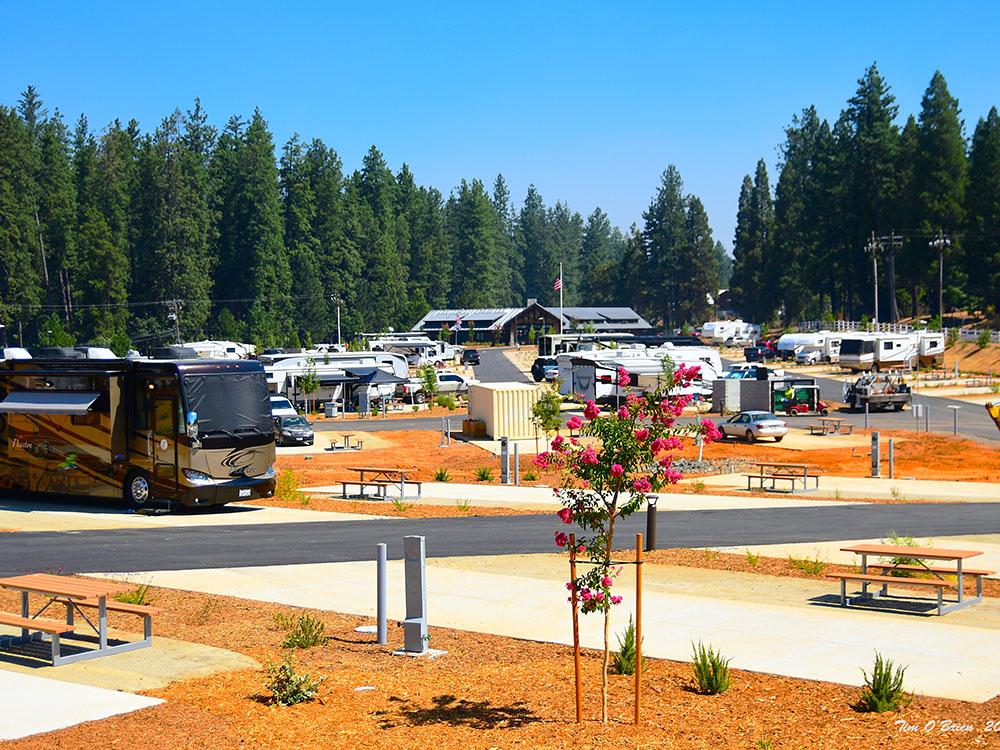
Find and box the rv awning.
[0,391,100,415]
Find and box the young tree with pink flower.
[536,363,721,723]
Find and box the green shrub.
[281,614,329,649]
[691,641,732,694]
[418,365,439,399]
[273,612,294,630]
[745,549,760,568]
[610,616,645,676]
[455,498,472,512]
[275,469,307,504]
[264,654,324,706]
[435,394,457,410]
[977,328,992,349]
[885,530,922,571]
[391,496,413,512]
[474,466,494,482]
[115,582,152,605]
[434,467,451,482]
[857,652,911,712]
[787,553,826,575]
[523,470,538,481]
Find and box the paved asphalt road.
[473,347,532,384]
[3,502,1000,576]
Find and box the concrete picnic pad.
[682,473,1000,503]
[110,555,1000,703]
[304,480,864,512]
[718,534,1000,580]
[0,496,394,533]
[0,669,162,740]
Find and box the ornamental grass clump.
[540,363,721,722]
[857,652,911,712]
[610,615,644,676]
[691,641,732,695]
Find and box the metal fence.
[798,320,1000,344]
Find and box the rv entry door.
[152,396,178,491]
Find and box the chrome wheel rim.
[131,475,149,504]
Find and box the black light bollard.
[871,431,880,478]
[645,497,657,552]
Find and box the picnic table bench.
[744,462,820,492]
[0,573,154,665]
[342,467,422,500]
[829,544,991,615]
[809,418,854,436]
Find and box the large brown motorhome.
[0,358,276,509]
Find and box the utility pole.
[865,232,881,328]
[929,231,951,323]
[329,295,343,346]
[879,231,903,323]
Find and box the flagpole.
[559,262,564,335]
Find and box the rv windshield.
[840,339,875,356]
[182,372,272,434]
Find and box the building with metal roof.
[411,302,652,344]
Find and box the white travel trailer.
[774,332,814,361]
[265,351,409,409]
[1,347,32,361]
[184,340,255,359]
[366,335,458,366]
[916,331,946,366]
[557,349,647,401]
[792,331,843,365]
[700,319,759,346]
[840,333,920,372]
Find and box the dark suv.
[743,344,777,363]
[461,348,480,366]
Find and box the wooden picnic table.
[832,544,991,615]
[818,416,846,433]
[0,573,157,665]
[345,466,422,500]
[745,462,820,492]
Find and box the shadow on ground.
[376,694,540,729]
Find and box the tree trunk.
[600,493,619,723]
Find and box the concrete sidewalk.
[0,670,161,740]
[116,557,1000,703]
[303,480,864,512]
[682,473,1000,503]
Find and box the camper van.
[700,320,759,346]
[0,358,276,509]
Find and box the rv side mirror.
[185,411,199,440]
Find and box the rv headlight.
[182,469,213,485]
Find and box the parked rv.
[701,319,760,346]
[789,331,842,365]
[840,333,920,372]
[0,358,276,509]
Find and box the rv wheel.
[124,470,152,509]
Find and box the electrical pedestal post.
[393,535,446,658]
[500,436,510,484]
[871,431,880,478]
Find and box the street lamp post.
[865,232,881,328]
[929,232,951,324]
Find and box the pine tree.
[678,196,719,325]
[448,179,502,308]
[519,185,550,302]
[492,174,520,304]
[579,208,621,304]
[641,166,688,329]
[0,106,43,336]
[35,113,77,322]
[729,160,775,323]
[713,241,732,288]
[547,201,583,306]
[915,71,967,317]
[965,107,1000,313]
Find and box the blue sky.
[2,2,999,252]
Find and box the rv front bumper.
[177,472,277,507]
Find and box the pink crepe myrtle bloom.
[570,437,579,446]
[625,392,640,406]
[617,367,631,387]
[565,581,575,591]
[583,400,600,419]
[663,468,683,484]
[611,595,623,605]
[701,418,723,442]
[649,437,667,454]
[634,428,649,442]
[534,451,551,468]
[580,447,599,465]
[581,589,592,601]
[601,576,613,587]
[581,480,590,489]
[632,476,652,493]
[551,434,565,449]
[554,531,568,547]
[577,545,585,553]
[616,405,629,419]
[557,507,573,524]
[610,463,624,477]
[595,591,605,601]
[566,415,583,431]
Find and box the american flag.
[553,276,563,291]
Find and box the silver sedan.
[718,411,788,443]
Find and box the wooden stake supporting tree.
[542,365,719,724]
